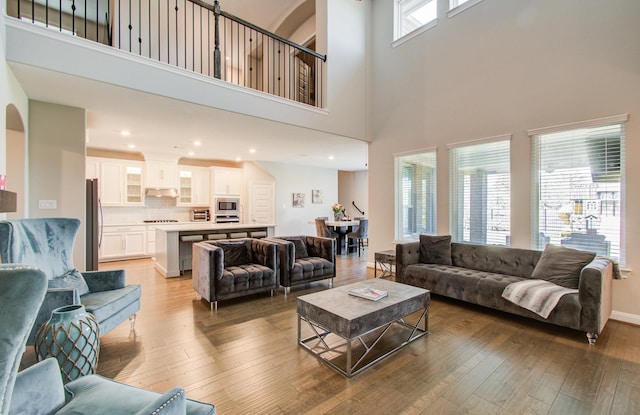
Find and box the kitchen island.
[153,223,276,277]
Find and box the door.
[250,182,275,224]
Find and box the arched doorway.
[5,103,26,218]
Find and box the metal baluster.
[138,0,142,54]
[213,0,220,79]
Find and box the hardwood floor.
[27,253,640,414]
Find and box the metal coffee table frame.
[296,280,429,377]
[298,307,428,377]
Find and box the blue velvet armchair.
[0,264,215,415]
[0,218,141,344]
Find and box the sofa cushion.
[529,244,595,289]
[291,238,309,260]
[218,265,276,295]
[217,241,250,268]
[419,235,452,265]
[48,268,90,296]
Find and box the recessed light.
[328,155,335,160]
[249,148,256,154]
[188,151,195,156]
[127,144,136,149]
[193,140,202,146]
[235,157,242,162]
[121,130,130,136]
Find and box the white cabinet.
[100,225,147,261]
[146,160,177,188]
[86,157,99,179]
[92,158,144,206]
[178,166,210,206]
[212,167,242,196]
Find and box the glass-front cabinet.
[125,166,144,204]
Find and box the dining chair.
[347,218,368,257]
[315,218,336,239]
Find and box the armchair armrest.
[136,386,187,415]
[305,236,335,264]
[578,257,614,335]
[395,241,420,282]
[81,269,126,292]
[10,358,66,415]
[192,242,223,303]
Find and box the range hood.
[145,188,179,198]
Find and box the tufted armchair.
[192,238,279,310]
[0,218,141,345]
[0,264,215,415]
[265,235,335,295]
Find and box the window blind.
[449,138,511,246]
[531,123,625,262]
[395,151,437,240]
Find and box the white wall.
[368,0,640,318]
[338,169,368,219]
[258,161,337,236]
[28,100,87,269]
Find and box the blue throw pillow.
[48,268,90,296]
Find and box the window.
[395,151,437,240]
[448,0,485,18]
[531,117,626,262]
[394,0,438,42]
[449,136,511,246]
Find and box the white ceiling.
[9,0,369,171]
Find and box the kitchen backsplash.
[102,196,205,224]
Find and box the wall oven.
[215,197,239,215]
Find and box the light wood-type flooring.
[23,253,640,414]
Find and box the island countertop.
[152,222,277,232]
[153,223,276,278]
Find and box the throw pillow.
[48,268,90,296]
[291,238,309,260]
[217,241,250,268]
[530,244,595,289]
[419,235,452,265]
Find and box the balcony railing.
[7,0,326,108]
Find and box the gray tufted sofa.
[396,238,614,344]
[192,238,279,310]
[265,235,335,295]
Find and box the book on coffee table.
[348,286,388,301]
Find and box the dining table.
[326,220,359,255]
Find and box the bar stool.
[250,231,267,238]
[207,233,227,240]
[229,232,248,239]
[179,234,204,273]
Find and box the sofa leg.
[129,314,137,330]
[211,301,217,312]
[284,287,290,297]
[270,289,274,297]
[329,278,334,288]
[587,332,598,345]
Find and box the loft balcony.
[6,0,326,108]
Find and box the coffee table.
[296,279,429,377]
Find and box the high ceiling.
[9,0,369,171]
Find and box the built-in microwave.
[215,197,239,215]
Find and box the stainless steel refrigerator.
[86,179,102,271]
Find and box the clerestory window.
[394,0,438,42]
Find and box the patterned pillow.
[419,235,452,265]
[48,268,90,296]
[530,244,595,289]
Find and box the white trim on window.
[527,114,629,137]
[393,147,438,157]
[392,19,438,48]
[447,133,512,149]
[448,0,486,19]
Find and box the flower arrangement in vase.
[332,203,345,221]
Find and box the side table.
[374,249,396,279]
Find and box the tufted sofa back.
[451,243,542,278]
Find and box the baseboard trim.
[610,310,640,326]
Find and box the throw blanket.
[502,279,578,319]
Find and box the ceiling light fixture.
[193,140,202,146]
[121,130,130,136]
[188,151,195,156]
[127,144,136,149]
[328,155,335,160]
[235,157,242,162]
[249,148,256,154]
